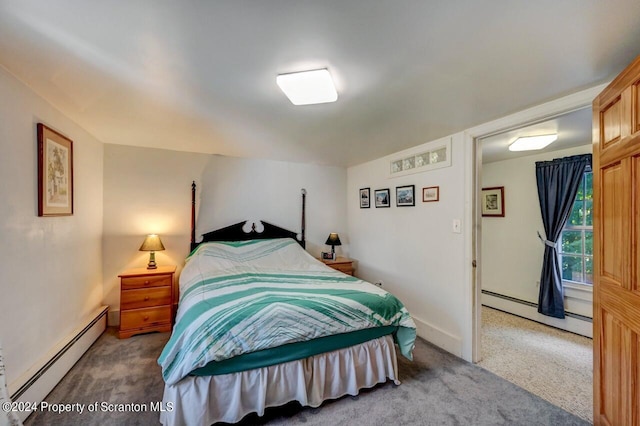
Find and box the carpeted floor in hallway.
[477,306,593,423]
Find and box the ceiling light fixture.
[276,68,338,106]
[508,134,558,151]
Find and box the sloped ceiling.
[1,1,639,166]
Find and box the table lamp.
[324,233,342,255]
[139,234,165,269]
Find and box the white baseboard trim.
[9,305,108,422]
[411,314,462,357]
[482,293,592,338]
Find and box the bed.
[158,184,416,425]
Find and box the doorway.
[468,84,606,362]
[478,107,594,334]
[474,108,594,421]
[466,84,606,420]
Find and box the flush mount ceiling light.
[509,134,558,151]
[276,68,338,105]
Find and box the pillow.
[0,343,22,426]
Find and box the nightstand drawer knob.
[144,280,150,285]
[144,296,150,301]
[143,315,149,321]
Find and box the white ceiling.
[1,1,639,167]
[480,107,592,164]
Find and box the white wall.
[481,144,593,319]
[0,67,104,386]
[348,135,472,358]
[103,150,347,323]
[102,144,210,323]
[197,155,348,257]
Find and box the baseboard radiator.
[481,290,593,338]
[9,306,108,422]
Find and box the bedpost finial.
[301,188,307,195]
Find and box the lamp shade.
[325,233,342,246]
[139,234,165,252]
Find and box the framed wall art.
[422,186,440,202]
[359,187,371,208]
[374,188,390,208]
[396,185,415,207]
[38,123,74,216]
[481,186,505,217]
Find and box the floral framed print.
[374,188,390,208]
[38,123,74,216]
[360,187,371,208]
[481,186,504,217]
[396,185,415,207]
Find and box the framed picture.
[37,123,74,216]
[374,188,391,208]
[396,185,415,207]
[422,186,440,202]
[482,186,505,217]
[359,187,371,208]
[321,251,336,260]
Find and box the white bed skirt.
[160,335,399,426]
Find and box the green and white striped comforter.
[158,238,416,385]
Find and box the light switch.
[452,219,462,233]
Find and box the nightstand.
[118,265,176,339]
[319,256,355,276]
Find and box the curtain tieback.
[537,231,557,248]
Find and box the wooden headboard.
[190,182,306,251]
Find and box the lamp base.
[147,251,158,269]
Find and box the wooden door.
[593,54,640,426]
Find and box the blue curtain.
[535,154,591,318]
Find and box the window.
[388,137,451,177]
[560,171,593,285]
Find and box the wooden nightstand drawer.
[319,256,355,276]
[121,286,172,310]
[332,263,354,275]
[120,306,171,330]
[121,274,172,290]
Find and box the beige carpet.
[478,306,593,423]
